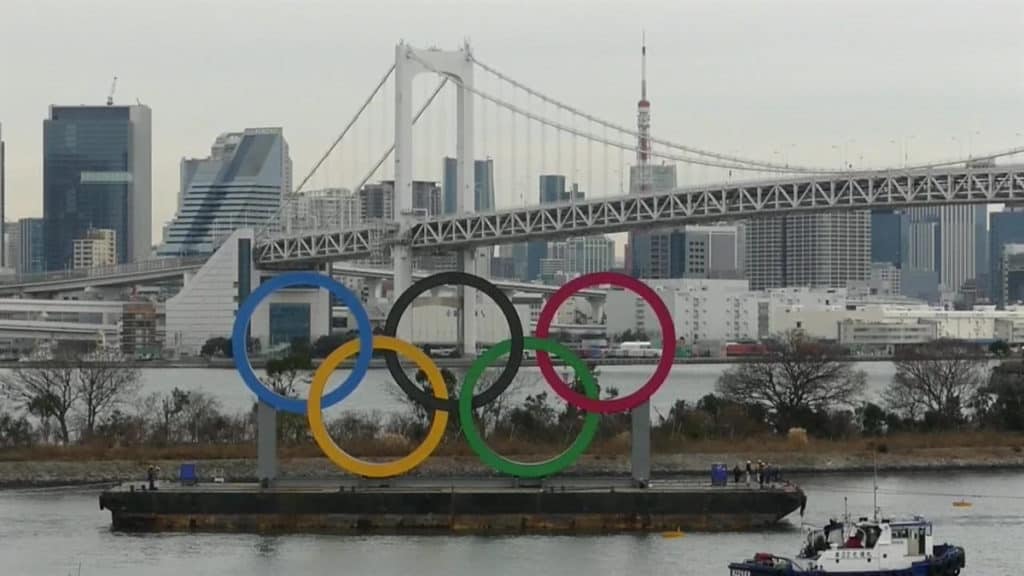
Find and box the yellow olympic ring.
[307,335,449,478]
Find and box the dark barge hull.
[99,478,805,534]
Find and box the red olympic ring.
[535,272,676,414]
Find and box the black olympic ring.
[382,271,525,412]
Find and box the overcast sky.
[2,0,1023,243]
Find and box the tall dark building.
[989,209,1024,305]
[870,209,905,267]
[442,157,494,214]
[0,123,5,267]
[43,105,151,270]
[526,175,566,281]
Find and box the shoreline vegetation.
[3,332,1024,489]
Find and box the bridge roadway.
[0,261,603,299]
[255,162,1024,267]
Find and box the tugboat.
[727,514,966,575]
[728,462,965,575]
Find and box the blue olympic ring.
[231,272,373,414]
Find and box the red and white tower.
[636,34,651,194]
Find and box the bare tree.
[76,349,141,439]
[1,356,78,444]
[885,340,988,426]
[716,330,866,432]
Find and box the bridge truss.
[256,162,1024,267]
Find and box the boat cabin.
[797,516,935,572]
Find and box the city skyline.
[2,0,1023,245]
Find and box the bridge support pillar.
[393,41,476,356]
[631,401,651,486]
[256,401,277,486]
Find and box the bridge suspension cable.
[471,56,1024,176]
[348,77,449,201]
[458,63,1024,178]
[471,56,827,173]
[292,64,395,196]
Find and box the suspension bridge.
[252,42,1024,269]
[6,41,1024,350]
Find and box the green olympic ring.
[459,337,601,478]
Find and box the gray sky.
[2,0,1023,244]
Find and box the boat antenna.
[873,450,879,521]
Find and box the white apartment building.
[606,278,758,344]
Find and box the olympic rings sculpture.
[232,270,676,479]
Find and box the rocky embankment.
[2,447,1023,488]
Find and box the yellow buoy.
[661,529,686,538]
[952,500,972,508]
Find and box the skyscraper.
[671,225,744,279]
[745,218,784,290]
[4,220,18,273]
[628,164,677,278]
[0,123,5,267]
[442,157,494,214]
[989,209,1024,306]
[526,175,566,281]
[905,205,987,293]
[870,209,905,267]
[744,211,870,290]
[160,128,291,256]
[43,104,151,270]
[17,218,44,275]
[784,212,870,288]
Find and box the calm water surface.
[1,470,1020,575]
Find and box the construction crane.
[106,75,118,106]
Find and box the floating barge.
[99,476,806,534]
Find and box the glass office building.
[442,157,495,214]
[43,105,151,270]
[159,128,291,256]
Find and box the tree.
[1,356,78,443]
[716,330,867,432]
[75,349,140,439]
[0,410,33,447]
[885,340,988,428]
[263,345,313,444]
[313,331,358,359]
[989,340,1011,357]
[858,402,888,436]
[200,337,232,358]
[978,359,1024,431]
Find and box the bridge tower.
[394,42,481,355]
